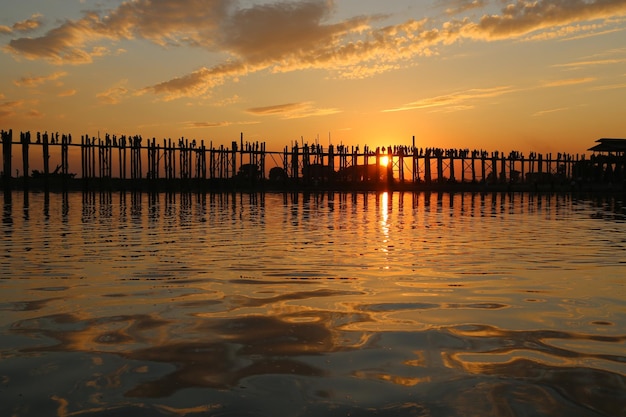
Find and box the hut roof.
[588,138,626,153]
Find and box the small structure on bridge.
[583,138,626,183]
[588,138,626,155]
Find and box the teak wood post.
[1,129,12,180]
[449,152,455,182]
[436,151,444,182]
[21,131,30,185]
[460,153,466,183]
[413,147,420,183]
[42,132,50,176]
[481,154,486,183]
[471,153,477,183]
[98,138,103,178]
[232,141,237,180]
[80,135,86,179]
[375,148,381,184]
[387,147,394,185]
[61,134,69,176]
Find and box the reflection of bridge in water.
[1,130,624,191]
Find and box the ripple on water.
[0,191,624,417]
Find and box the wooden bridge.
[1,129,623,191]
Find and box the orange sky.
[1,0,625,161]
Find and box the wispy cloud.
[139,62,249,101]
[26,109,44,118]
[383,86,516,113]
[443,0,487,16]
[247,102,306,116]
[96,82,129,104]
[13,71,68,87]
[588,82,626,91]
[186,120,260,128]
[553,58,626,69]
[522,23,624,42]
[209,95,242,107]
[541,77,596,87]
[58,89,77,97]
[188,121,232,128]
[0,100,25,120]
[532,107,569,117]
[462,0,626,40]
[246,101,341,119]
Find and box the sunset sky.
[1,0,625,157]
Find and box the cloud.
[462,0,626,40]
[138,62,249,100]
[144,0,626,98]
[522,22,624,42]
[0,100,24,120]
[0,14,42,35]
[532,107,569,117]
[12,14,43,33]
[186,120,259,128]
[247,102,306,115]
[5,17,102,64]
[209,95,241,107]
[3,0,626,99]
[443,0,488,16]
[188,121,232,128]
[58,89,77,97]
[383,86,516,112]
[97,83,130,104]
[553,58,626,69]
[13,71,68,87]
[542,77,596,87]
[589,82,626,91]
[26,109,44,118]
[3,0,231,64]
[246,101,341,119]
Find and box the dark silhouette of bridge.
[1,130,624,192]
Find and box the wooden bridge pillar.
[436,153,444,182]
[42,132,50,176]
[21,131,30,184]
[232,141,237,180]
[449,152,455,182]
[387,147,393,185]
[2,129,13,180]
[375,148,381,184]
[61,134,70,176]
[413,148,420,182]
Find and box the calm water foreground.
[1,190,625,417]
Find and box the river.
[1,190,624,416]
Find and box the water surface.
[1,191,625,416]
